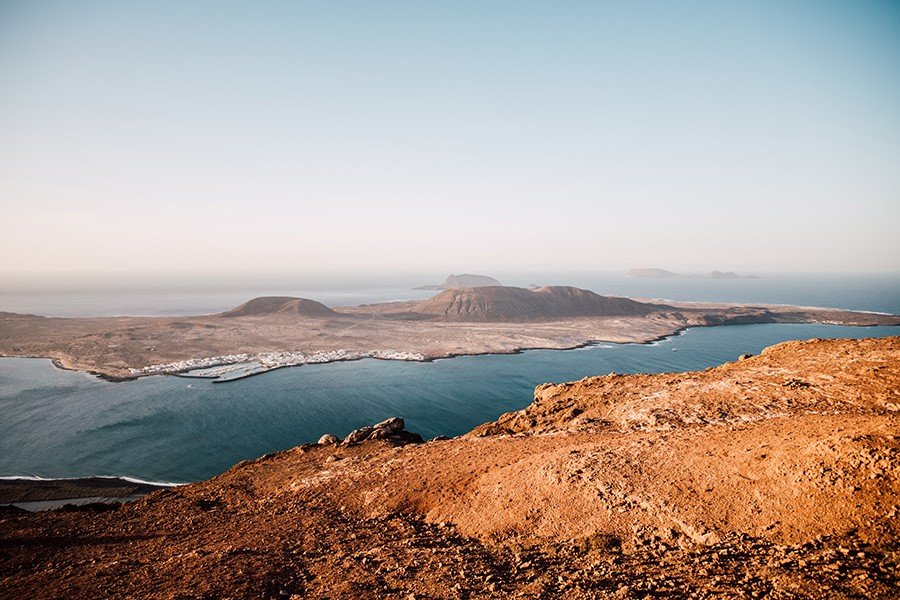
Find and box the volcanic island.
[0,284,897,382]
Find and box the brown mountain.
[219,296,338,318]
[413,285,662,321]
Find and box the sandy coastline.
[1,294,898,382]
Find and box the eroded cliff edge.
[1,337,898,598]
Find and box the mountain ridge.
[412,285,663,321]
[219,296,338,318]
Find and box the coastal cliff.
[1,337,898,598]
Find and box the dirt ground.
[1,336,898,598]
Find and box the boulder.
[317,434,340,445]
[374,417,405,434]
[341,417,423,447]
[393,430,425,444]
[343,426,374,445]
[368,428,394,440]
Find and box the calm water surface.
[1,323,897,483]
[3,273,899,316]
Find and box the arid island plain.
[0,282,897,382]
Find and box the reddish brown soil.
[1,337,898,598]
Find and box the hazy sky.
[2,1,899,283]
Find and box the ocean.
[0,273,898,483]
[2,272,899,317]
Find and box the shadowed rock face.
[339,417,424,446]
[219,296,338,318]
[413,285,663,321]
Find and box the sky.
[1,0,899,286]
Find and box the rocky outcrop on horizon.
[627,268,758,279]
[414,273,503,290]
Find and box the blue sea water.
[1,273,898,482]
[1,322,898,483]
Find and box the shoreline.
[4,320,897,384]
[0,476,179,511]
[3,337,899,598]
[0,474,184,486]
[1,327,688,383]
[3,331,899,511]
[2,290,898,383]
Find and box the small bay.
[1,322,897,483]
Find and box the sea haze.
[1,272,899,316]
[1,323,898,483]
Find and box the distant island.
[627,268,759,279]
[1,284,896,382]
[414,273,502,290]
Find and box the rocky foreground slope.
[1,337,899,598]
